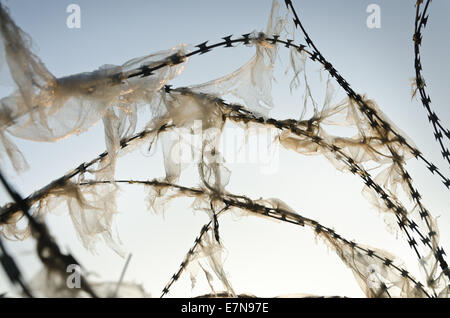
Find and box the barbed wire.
[284,0,450,192]
[0,124,171,223]
[0,30,445,222]
[0,236,33,297]
[414,0,450,169]
[0,1,448,297]
[168,87,448,285]
[283,0,449,283]
[0,169,98,298]
[2,84,448,286]
[159,207,229,298]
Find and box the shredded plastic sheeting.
[0,1,449,298]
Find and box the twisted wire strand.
[0,169,98,298]
[77,179,431,298]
